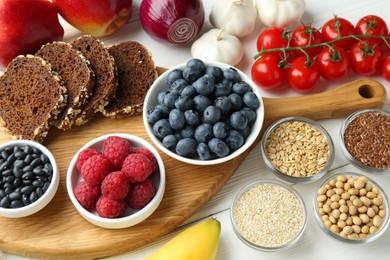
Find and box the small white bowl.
[0,140,59,218]
[66,133,165,229]
[143,61,265,166]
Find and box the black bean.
[22,179,32,186]
[30,158,42,168]
[22,171,34,180]
[21,185,34,194]
[13,166,23,178]
[24,154,33,164]
[13,177,22,188]
[13,145,22,153]
[9,191,22,200]
[10,199,24,208]
[23,145,32,154]
[0,196,10,208]
[40,154,49,164]
[22,194,29,206]
[33,166,44,176]
[0,189,5,197]
[2,169,13,177]
[6,154,16,165]
[36,175,47,182]
[13,159,26,168]
[22,164,33,172]
[14,151,26,159]
[32,179,43,188]
[4,184,13,192]
[42,182,51,193]
[36,187,43,197]
[5,175,15,183]
[29,191,38,203]
[1,150,9,160]
[0,161,9,171]
[32,147,41,154]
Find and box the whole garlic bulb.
[255,0,305,28]
[209,0,257,38]
[191,28,243,66]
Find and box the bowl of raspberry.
[66,134,165,229]
[143,59,264,165]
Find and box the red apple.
[52,0,133,37]
[0,0,64,69]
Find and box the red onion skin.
[140,0,204,45]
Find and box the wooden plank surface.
[0,78,386,259]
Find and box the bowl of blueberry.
[143,59,264,165]
[0,140,59,218]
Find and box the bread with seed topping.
[71,35,117,126]
[36,41,95,130]
[102,41,158,118]
[0,55,68,142]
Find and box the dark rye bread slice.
[71,35,117,126]
[0,55,68,143]
[36,41,95,130]
[103,41,158,118]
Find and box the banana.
[146,218,221,260]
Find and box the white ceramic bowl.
[143,61,265,166]
[66,133,165,229]
[0,140,59,218]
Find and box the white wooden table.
[2,0,390,259]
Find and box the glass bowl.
[230,179,307,251]
[340,109,390,174]
[313,172,389,243]
[261,116,335,183]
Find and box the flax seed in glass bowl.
[340,109,390,174]
[260,116,335,184]
[230,179,307,251]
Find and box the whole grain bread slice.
[103,41,158,118]
[36,41,95,130]
[71,35,117,126]
[0,55,68,143]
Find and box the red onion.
[139,0,204,45]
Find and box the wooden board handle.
[263,79,387,124]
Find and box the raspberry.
[74,181,101,210]
[96,196,126,218]
[103,136,132,170]
[81,154,111,185]
[133,147,158,173]
[101,171,130,200]
[126,179,156,209]
[122,153,153,183]
[76,149,101,172]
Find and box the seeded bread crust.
[36,41,95,130]
[103,41,158,118]
[0,55,68,143]
[71,35,118,126]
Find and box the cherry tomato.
[251,54,285,89]
[287,56,320,92]
[322,16,356,50]
[349,41,383,75]
[355,15,388,45]
[316,46,350,80]
[291,25,323,57]
[256,27,291,60]
[381,54,390,82]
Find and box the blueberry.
[239,126,251,139]
[230,111,248,130]
[147,104,169,124]
[186,58,205,74]
[176,138,197,158]
[194,123,214,143]
[228,93,243,111]
[197,143,213,160]
[157,91,168,105]
[206,66,224,83]
[181,125,195,139]
[184,109,200,126]
[214,96,233,115]
[183,66,202,82]
[175,95,194,111]
[225,130,244,151]
[208,138,230,158]
[224,67,240,82]
[163,135,178,151]
[170,79,189,95]
[167,69,183,87]
[243,92,260,109]
[163,92,179,109]
[169,109,185,130]
[193,74,215,96]
[232,81,251,95]
[193,95,212,113]
[213,81,232,98]
[203,106,221,125]
[213,122,228,139]
[153,119,173,140]
[181,85,197,97]
[240,107,256,124]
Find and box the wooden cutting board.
[0,77,386,259]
